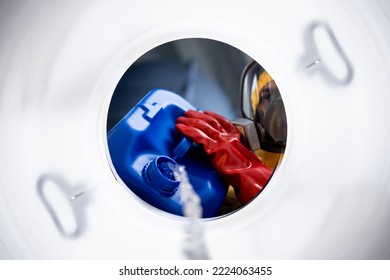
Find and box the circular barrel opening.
[107,38,287,218]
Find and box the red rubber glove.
[176,110,273,205]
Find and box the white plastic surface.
[0,0,390,259]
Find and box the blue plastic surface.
[107,89,229,217]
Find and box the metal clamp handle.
[37,173,91,239]
[302,21,354,85]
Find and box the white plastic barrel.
[0,0,389,259]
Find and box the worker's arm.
[176,110,273,204]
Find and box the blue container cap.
[142,156,179,197]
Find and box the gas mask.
[233,61,287,153]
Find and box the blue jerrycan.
[107,89,228,217]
